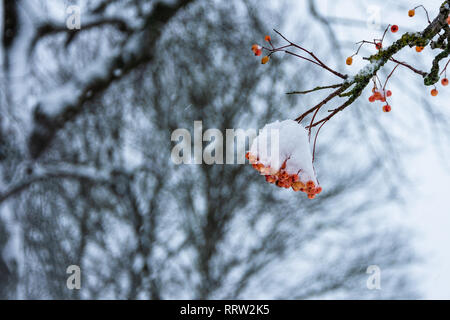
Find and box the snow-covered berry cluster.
[246,120,322,199]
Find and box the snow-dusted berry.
[251,44,262,56]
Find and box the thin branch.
[272,29,348,79]
[390,58,427,77]
[287,84,342,95]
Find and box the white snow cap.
[249,119,318,185]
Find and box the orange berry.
[306,180,315,189]
[292,174,299,182]
[382,105,391,112]
[261,56,270,64]
[245,152,250,160]
[442,78,449,86]
[265,35,271,42]
[372,87,377,93]
[369,95,375,102]
[386,90,392,97]
[447,15,450,25]
[375,42,382,50]
[346,57,353,65]
[281,161,286,170]
[408,9,415,17]
[415,46,424,52]
[315,187,323,194]
[431,89,438,96]
[307,194,316,199]
[279,172,289,181]
[391,25,399,33]
[292,181,306,192]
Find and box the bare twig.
[287,84,342,95]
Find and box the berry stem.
[414,4,432,23]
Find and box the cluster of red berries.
[251,36,271,64]
[368,88,392,112]
[246,152,322,199]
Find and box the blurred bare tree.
[0,0,417,299]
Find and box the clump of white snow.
[249,119,318,186]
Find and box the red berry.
[386,90,392,97]
[391,25,399,33]
[306,180,315,189]
[442,78,449,86]
[431,89,438,96]
[375,42,382,50]
[369,95,375,102]
[382,105,391,112]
